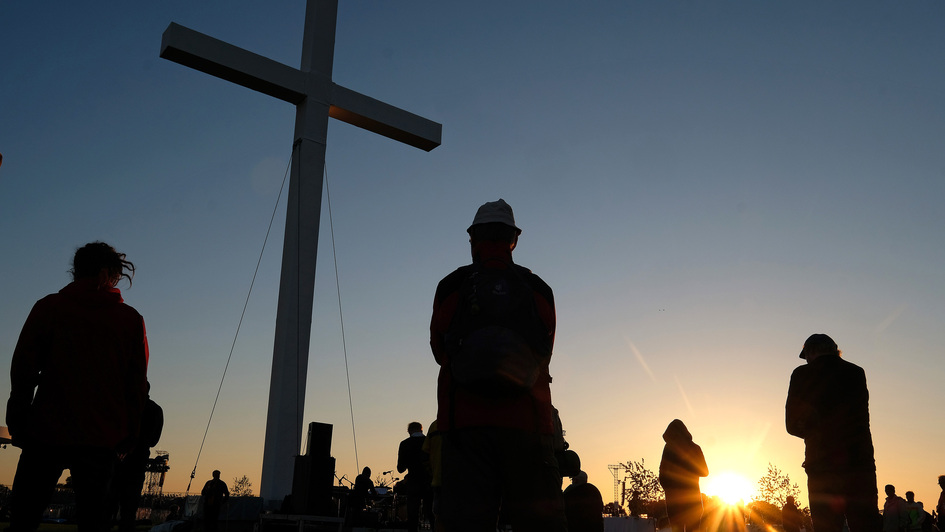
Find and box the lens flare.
[704,471,754,505]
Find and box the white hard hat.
[467,198,522,235]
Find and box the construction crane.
[608,463,630,511]
[144,451,170,497]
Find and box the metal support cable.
[323,164,360,473]
[186,154,292,494]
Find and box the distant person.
[936,476,945,532]
[397,421,433,532]
[352,466,376,506]
[421,420,444,531]
[904,492,926,532]
[112,395,164,532]
[782,496,803,532]
[786,333,880,532]
[884,485,908,532]
[658,419,708,532]
[628,490,645,518]
[562,471,604,532]
[6,242,149,532]
[201,470,229,532]
[429,199,566,531]
[345,466,376,529]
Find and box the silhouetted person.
[201,470,229,532]
[936,476,945,532]
[659,419,708,532]
[904,492,925,532]
[345,466,376,529]
[6,242,149,532]
[628,491,645,518]
[884,485,908,532]
[562,471,604,532]
[430,199,566,531]
[397,421,433,532]
[783,496,803,532]
[112,396,164,532]
[786,333,880,532]
[421,420,443,531]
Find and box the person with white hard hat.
[429,199,566,532]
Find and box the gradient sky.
[2,0,944,510]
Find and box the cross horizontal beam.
[160,22,441,151]
[329,85,441,151]
[161,22,306,104]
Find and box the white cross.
[160,0,441,504]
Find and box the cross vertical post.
[160,0,441,505]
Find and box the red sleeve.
[7,301,49,440]
[9,301,47,402]
[142,317,150,367]
[125,314,150,443]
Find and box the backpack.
[445,264,551,395]
[921,511,933,532]
[141,398,164,448]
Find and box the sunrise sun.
[704,471,754,505]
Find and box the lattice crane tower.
[145,451,171,497]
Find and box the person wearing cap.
[786,334,880,532]
[430,199,566,531]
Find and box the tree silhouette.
[623,459,664,505]
[231,475,253,497]
[755,463,800,508]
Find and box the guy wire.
[186,154,292,493]
[324,164,361,473]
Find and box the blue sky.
[2,0,944,508]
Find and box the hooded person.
[659,419,709,532]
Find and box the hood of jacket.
[663,419,692,443]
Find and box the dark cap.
[800,333,838,359]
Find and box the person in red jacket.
[6,242,149,532]
[430,199,565,532]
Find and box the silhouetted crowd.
[7,203,940,532]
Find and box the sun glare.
[704,471,754,505]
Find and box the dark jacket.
[397,433,431,487]
[782,500,803,532]
[7,279,149,449]
[430,242,556,434]
[785,355,875,473]
[659,420,709,495]
[659,420,708,528]
[201,478,229,508]
[563,482,605,532]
